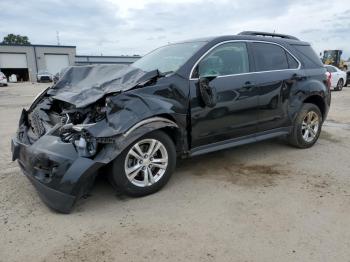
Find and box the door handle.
[242,81,255,90]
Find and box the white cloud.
[0,0,349,59]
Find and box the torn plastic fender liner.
[94,117,180,164]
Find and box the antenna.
[56,31,60,45]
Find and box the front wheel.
[108,130,176,197]
[287,103,322,148]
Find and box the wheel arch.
[94,116,186,164]
[303,95,326,119]
[139,114,188,155]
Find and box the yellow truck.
[322,50,348,70]
[322,50,349,86]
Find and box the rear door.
[250,42,301,132]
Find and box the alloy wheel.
[301,111,319,143]
[124,139,168,187]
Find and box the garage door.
[0,53,28,68]
[45,54,69,75]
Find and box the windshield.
[132,41,206,74]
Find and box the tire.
[108,130,176,197]
[335,79,344,91]
[287,103,322,148]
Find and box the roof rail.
[238,31,299,40]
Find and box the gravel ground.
[1,82,350,262]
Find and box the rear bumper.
[11,135,104,213]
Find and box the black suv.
[11,31,330,213]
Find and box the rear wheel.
[108,130,176,197]
[335,79,343,91]
[287,103,322,148]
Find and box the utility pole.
[56,31,60,46]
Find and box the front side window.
[197,42,249,77]
[252,42,289,71]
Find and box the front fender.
[94,118,181,164]
[86,87,187,138]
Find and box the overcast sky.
[1,0,349,58]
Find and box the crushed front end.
[11,95,108,213]
[11,65,185,213]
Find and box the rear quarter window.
[291,45,323,68]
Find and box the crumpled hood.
[47,64,159,108]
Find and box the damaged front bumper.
[11,129,104,213]
[11,93,183,213]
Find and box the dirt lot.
[1,82,350,262]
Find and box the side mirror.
[198,76,217,108]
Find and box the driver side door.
[189,41,259,149]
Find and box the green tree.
[1,34,31,45]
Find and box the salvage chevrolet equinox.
[11,31,331,213]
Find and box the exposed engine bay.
[21,96,107,157]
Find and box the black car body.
[11,31,331,213]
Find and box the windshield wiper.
[158,71,174,77]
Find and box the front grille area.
[30,108,46,137]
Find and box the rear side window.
[291,45,323,68]
[252,42,289,71]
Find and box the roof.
[174,32,309,46]
[209,35,308,45]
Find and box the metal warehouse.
[0,44,140,82]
